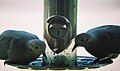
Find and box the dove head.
[72,33,93,52]
[27,39,46,55]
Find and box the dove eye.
[29,48,33,51]
[80,38,85,42]
[35,46,39,49]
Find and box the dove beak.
[53,48,61,54]
[42,53,47,59]
[72,44,78,52]
[53,48,58,52]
